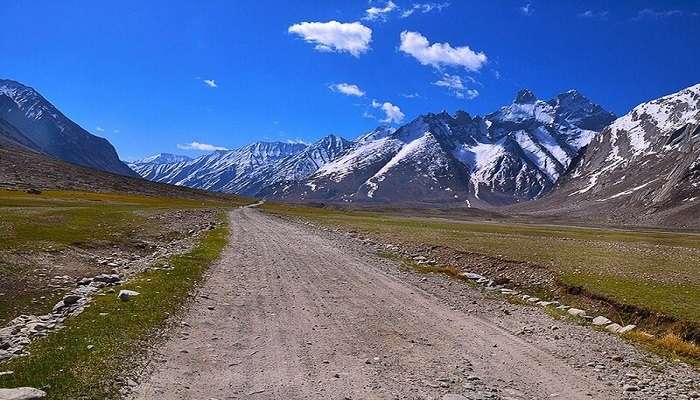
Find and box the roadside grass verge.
[0,214,229,399]
[0,189,246,325]
[262,203,700,362]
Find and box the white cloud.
[113,129,120,133]
[463,89,479,100]
[177,141,228,151]
[402,92,420,98]
[363,1,398,21]
[288,21,372,57]
[520,3,533,15]
[578,10,609,19]
[285,138,310,145]
[399,31,487,72]
[95,126,105,132]
[433,73,465,90]
[433,74,479,99]
[203,79,217,88]
[633,8,683,21]
[372,100,405,124]
[400,2,450,18]
[329,83,366,97]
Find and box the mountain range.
[516,83,700,227]
[2,77,698,227]
[0,79,135,177]
[132,89,616,206]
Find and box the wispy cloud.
[371,100,405,124]
[520,3,533,16]
[400,2,450,18]
[433,74,479,99]
[329,82,366,97]
[402,92,420,98]
[285,138,309,145]
[578,10,609,20]
[95,126,105,132]
[203,79,217,88]
[363,1,398,21]
[288,21,372,57]
[399,31,487,72]
[632,8,683,21]
[177,141,228,151]
[113,129,120,133]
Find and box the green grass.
[0,215,229,399]
[0,189,245,251]
[262,203,700,326]
[0,189,247,325]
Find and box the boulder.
[62,295,82,305]
[0,387,47,399]
[567,308,586,317]
[605,323,623,333]
[117,290,140,301]
[618,325,636,334]
[592,316,612,326]
[462,273,483,280]
[94,274,121,284]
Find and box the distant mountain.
[0,79,136,176]
[269,89,615,205]
[130,153,192,166]
[129,141,311,195]
[518,83,700,227]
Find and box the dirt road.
[131,208,649,399]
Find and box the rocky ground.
[130,208,699,400]
[0,209,221,365]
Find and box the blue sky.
[1,1,699,161]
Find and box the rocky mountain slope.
[130,141,306,195]
[0,139,241,201]
[515,83,700,228]
[0,79,136,176]
[268,90,615,205]
[133,90,613,204]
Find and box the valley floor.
[131,208,699,399]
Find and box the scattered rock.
[567,308,586,317]
[0,387,47,399]
[462,273,483,280]
[618,325,636,334]
[605,323,622,333]
[591,316,612,326]
[117,290,140,301]
[94,274,121,284]
[62,294,82,305]
[623,384,639,392]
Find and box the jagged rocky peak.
[514,89,537,104]
[549,89,616,131]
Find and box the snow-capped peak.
[606,83,700,155]
[514,89,537,104]
[132,153,192,166]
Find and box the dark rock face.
[0,79,136,177]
